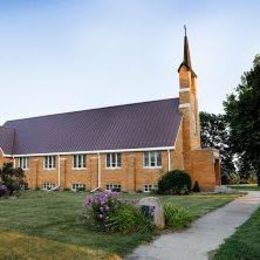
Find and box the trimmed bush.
[164,202,192,229]
[158,170,192,194]
[0,163,27,197]
[192,181,201,193]
[108,204,154,234]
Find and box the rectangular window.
[44,156,56,169]
[143,184,158,193]
[106,184,121,192]
[42,183,56,191]
[71,183,86,192]
[73,154,86,169]
[143,151,162,168]
[19,157,29,170]
[106,153,122,168]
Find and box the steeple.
[178,25,197,77]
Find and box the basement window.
[106,153,122,168]
[19,157,29,170]
[42,183,56,191]
[106,184,121,192]
[73,154,86,169]
[143,184,158,193]
[44,156,56,169]
[71,183,86,192]
[143,151,162,168]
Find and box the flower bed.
[82,191,193,233]
[82,191,154,233]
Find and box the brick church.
[0,31,221,192]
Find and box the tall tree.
[200,112,236,184]
[224,55,260,185]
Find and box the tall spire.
[183,25,192,69]
[178,25,196,77]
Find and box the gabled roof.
[1,98,182,156]
[0,127,15,155]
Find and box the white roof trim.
[4,146,175,158]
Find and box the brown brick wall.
[178,65,220,190]
[12,149,181,192]
[190,149,221,190]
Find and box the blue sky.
[0,0,259,124]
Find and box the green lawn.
[214,207,260,260]
[0,191,242,259]
[228,184,260,191]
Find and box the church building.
[0,32,221,192]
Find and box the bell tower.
[178,26,201,153]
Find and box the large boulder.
[138,197,165,229]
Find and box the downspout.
[13,156,16,168]
[58,154,61,187]
[90,153,102,192]
[167,150,171,171]
[97,152,101,188]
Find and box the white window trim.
[72,154,87,170]
[19,157,29,171]
[106,153,122,169]
[43,156,56,170]
[71,183,86,192]
[106,183,121,191]
[143,151,162,169]
[42,183,56,190]
[143,184,158,193]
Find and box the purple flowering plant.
[84,191,120,231]
[0,184,8,197]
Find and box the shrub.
[108,204,154,234]
[164,202,192,229]
[0,163,27,197]
[158,170,192,194]
[192,181,201,193]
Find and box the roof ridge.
[4,97,179,124]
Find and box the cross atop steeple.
[184,24,187,36]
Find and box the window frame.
[106,153,122,169]
[71,183,86,192]
[143,184,158,193]
[143,151,162,168]
[44,156,56,170]
[19,157,29,170]
[106,183,121,191]
[42,183,56,190]
[73,154,86,169]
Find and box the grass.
[228,184,260,191]
[214,207,260,260]
[0,191,242,259]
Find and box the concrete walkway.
[127,191,260,260]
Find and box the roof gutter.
[4,146,175,158]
